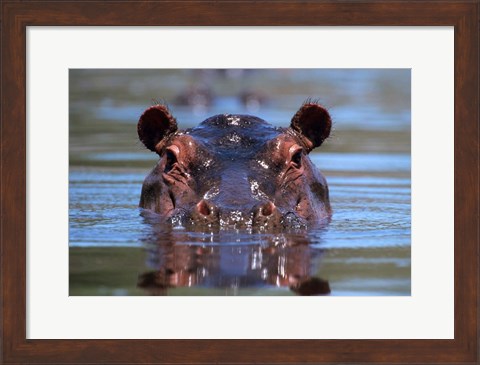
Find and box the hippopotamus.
[138,101,332,230]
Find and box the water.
[69,69,411,296]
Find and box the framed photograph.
[1,1,478,364]
[68,68,412,298]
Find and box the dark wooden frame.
[1,1,478,364]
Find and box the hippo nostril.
[191,199,220,225]
[260,201,276,216]
[196,199,212,216]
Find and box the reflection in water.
[137,215,330,296]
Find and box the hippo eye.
[291,149,303,168]
[164,149,178,173]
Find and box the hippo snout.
[190,199,282,229]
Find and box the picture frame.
[1,1,478,364]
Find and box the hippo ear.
[138,105,178,152]
[290,103,332,152]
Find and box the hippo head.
[138,102,332,231]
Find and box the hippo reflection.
[137,225,330,296]
[138,102,332,231]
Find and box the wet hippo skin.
[137,101,332,231]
